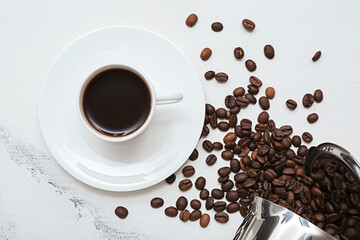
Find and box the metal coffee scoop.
[234,143,360,240]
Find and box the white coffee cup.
[77,64,183,142]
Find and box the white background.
[1,0,360,239]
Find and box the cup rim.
[77,64,156,142]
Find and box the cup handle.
[156,92,183,105]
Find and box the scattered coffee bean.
[195,177,206,190]
[179,209,190,222]
[214,212,229,223]
[150,197,164,209]
[218,167,231,177]
[206,154,217,166]
[204,70,215,80]
[189,149,198,160]
[221,150,234,160]
[202,125,210,137]
[227,202,240,213]
[212,188,224,199]
[205,197,214,210]
[203,140,214,152]
[302,132,313,143]
[200,189,210,200]
[303,93,314,108]
[314,89,323,103]
[190,209,202,221]
[206,104,215,115]
[265,87,275,99]
[176,196,188,210]
[213,142,223,150]
[166,174,176,184]
[292,135,301,147]
[245,59,257,72]
[239,205,249,217]
[226,190,239,202]
[249,76,262,87]
[264,44,275,59]
[218,121,230,131]
[229,115,238,128]
[242,19,255,31]
[115,206,128,219]
[210,114,218,128]
[179,179,192,191]
[245,93,256,104]
[200,213,210,228]
[190,199,201,210]
[216,108,227,118]
[233,87,245,97]
[213,201,227,212]
[200,48,212,61]
[215,72,228,82]
[258,111,269,124]
[312,51,321,62]
[211,22,223,32]
[230,159,240,173]
[259,96,270,110]
[286,99,297,110]
[307,113,319,124]
[234,47,244,60]
[165,206,178,217]
[185,13,198,27]
[182,165,195,177]
[247,84,259,94]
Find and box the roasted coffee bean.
[176,196,188,210]
[247,84,259,94]
[258,111,269,124]
[204,114,210,124]
[182,165,195,177]
[216,108,227,118]
[190,209,202,221]
[195,177,206,190]
[200,213,210,228]
[150,197,164,208]
[264,44,275,59]
[234,172,248,182]
[226,190,239,202]
[204,70,215,80]
[190,199,201,210]
[213,201,227,212]
[243,178,256,188]
[292,135,301,147]
[219,176,230,184]
[230,106,240,114]
[314,89,323,103]
[115,206,128,219]
[206,154,217,166]
[229,115,238,128]
[211,22,223,32]
[185,13,198,27]
[222,150,234,160]
[205,197,214,210]
[214,212,229,223]
[200,48,212,61]
[212,188,224,199]
[245,93,257,104]
[210,114,218,128]
[287,191,295,205]
[166,174,176,184]
[206,104,215,115]
[240,197,252,206]
[312,51,321,62]
[303,93,314,108]
[164,206,178,217]
[203,140,214,152]
[326,213,340,223]
[282,168,296,175]
[225,95,236,108]
[189,149,198,160]
[239,205,249,217]
[215,72,228,82]
[272,178,286,186]
[245,59,257,72]
[242,19,255,31]
[179,179,192,191]
[199,189,209,200]
[249,76,262,87]
[218,167,231,177]
[202,124,210,137]
[227,202,240,213]
[265,87,275,99]
[233,87,245,97]
[225,142,236,150]
[280,125,293,136]
[230,159,241,173]
[236,96,250,108]
[264,169,277,182]
[213,142,223,150]
[281,137,292,149]
[221,180,234,192]
[259,96,270,110]
[267,119,276,132]
[179,209,190,222]
[234,47,245,60]
[307,113,319,124]
[218,121,230,131]
[286,99,297,110]
[302,132,313,143]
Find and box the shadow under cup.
[81,66,153,139]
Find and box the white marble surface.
[1,0,360,239]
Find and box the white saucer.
[39,26,205,191]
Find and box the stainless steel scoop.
[234,142,360,240]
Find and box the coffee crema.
[82,68,151,137]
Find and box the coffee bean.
[195,177,206,190]
[215,72,228,82]
[326,213,340,223]
[280,125,293,136]
[282,168,296,175]
[286,99,297,110]
[239,197,252,206]
[239,205,249,217]
[287,191,295,205]
[245,59,257,72]
[307,113,319,124]
[302,132,313,143]
[206,104,215,115]
[247,84,259,94]
[216,108,227,118]
[204,114,210,124]
[312,51,321,62]
[218,121,230,131]
[213,201,227,212]
[236,96,250,108]
[233,87,245,97]
[243,178,256,188]
[230,159,240,173]
[205,197,214,210]
[264,169,277,182]
[225,95,236,108]
[258,111,269,124]
[200,189,209,200]
[204,70,215,80]
[150,197,164,208]
[202,125,210,137]
[211,21,223,32]
[229,115,238,128]
[200,213,210,228]
[164,206,178,217]
[264,44,275,59]
[303,93,314,108]
[292,135,301,147]
[249,76,262,87]
[226,190,239,202]
[179,209,190,222]
[272,178,286,186]
[185,13,198,27]
[200,48,212,61]
[314,89,323,103]
[218,167,231,177]
[206,154,217,166]
[221,180,234,192]
[245,93,257,104]
[209,114,217,128]
[227,202,240,213]
[179,179,192,191]
[203,140,214,152]
[265,87,275,99]
[190,199,201,210]
[213,142,223,150]
[234,172,249,182]
[242,19,255,31]
[259,96,270,110]
[176,196,188,210]
[212,188,224,199]
[221,150,234,160]
[166,174,176,184]
[182,165,195,177]
[115,206,128,219]
[190,209,202,221]
[297,146,308,157]
[234,47,244,60]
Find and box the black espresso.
[82,68,151,137]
